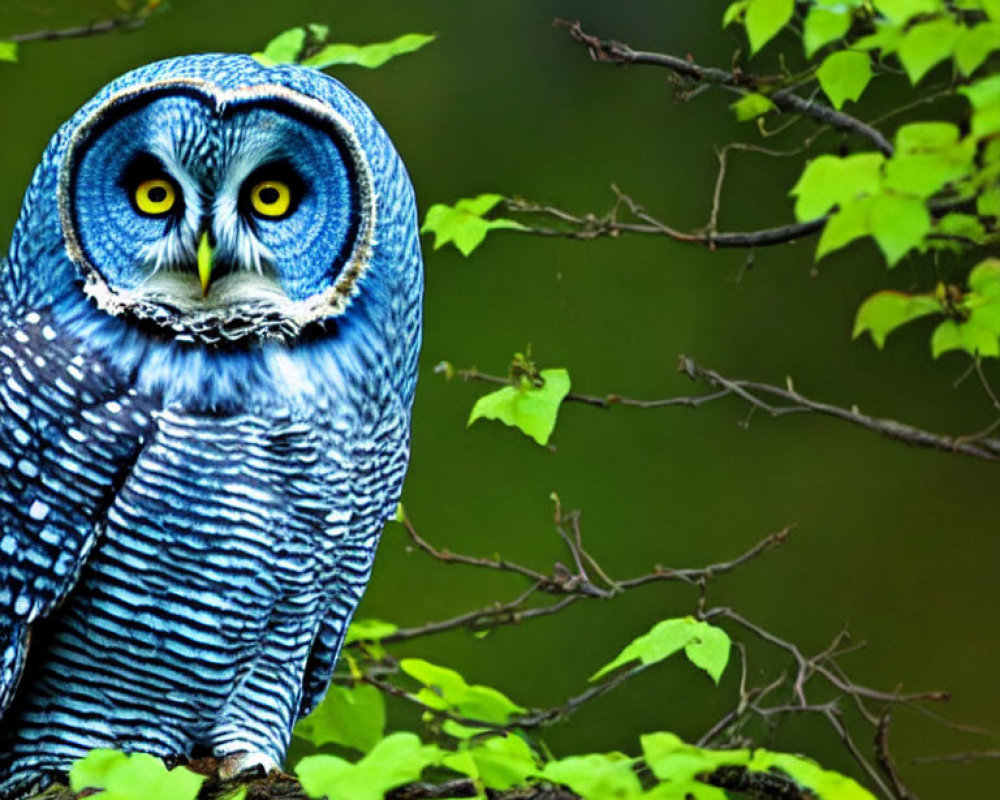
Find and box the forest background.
[0,2,997,799]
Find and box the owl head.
[11,54,422,352]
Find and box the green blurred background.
[1,1,997,796]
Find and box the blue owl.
[0,54,422,795]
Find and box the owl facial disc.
[58,77,378,344]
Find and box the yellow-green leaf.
[541,753,641,800]
[868,193,931,264]
[791,153,884,221]
[297,734,443,800]
[730,92,776,121]
[302,32,436,70]
[0,42,17,63]
[955,23,1000,76]
[422,194,525,256]
[873,0,944,24]
[468,734,539,791]
[932,318,1000,358]
[803,7,852,57]
[895,121,960,152]
[468,368,571,446]
[294,683,386,753]
[723,0,752,27]
[897,18,962,83]
[70,751,204,800]
[253,27,307,65]
[969,258,1000,298]
[747,751,878,800]
[853,291,942,347]
[816,50,872,109]
[591,616,731,684]
[816,196,873,259]
[400,658,526,724]
[745,0,794,53]
[345,618,398,644]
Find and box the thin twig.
[8,14,149,44]
[453,357,1000,462]
[556,19,893,156]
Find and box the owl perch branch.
[454,358,1000,461]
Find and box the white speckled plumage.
[0,54,422,796]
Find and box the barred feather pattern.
[0,54,423,797]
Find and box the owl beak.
[197,232,214,297]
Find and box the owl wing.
[297,402,412,718]
[0,304,151,714]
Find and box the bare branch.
[556,19,893,156]
[452,357,1000,462]
[7,11,154,44]
[504,193,826,249]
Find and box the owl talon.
[217,751,279,781]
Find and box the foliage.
[68,750,204,800]
[467,361,571,446]
[253,25,436,70]
[9,5,990,800]
[591,617,731,685]
[427,0,1000,365]
[421,194,526,257]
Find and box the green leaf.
[541,753,642,800]
[400,658,526,723]
[748,751,877,800]
[0,42,17,63]
[302,33,436,70]
[791,153,884,221]
[421,194,525,256]
[803,8,852,57]
[640,734,878,800]
[296,734,443,800]
[969,258,1000,298]
[853,291,942,347]
[873,0,944,24]
[345,618,398,644]
[816,196,873,259]
[854,22,905,54]
[744,0,794,53]
[961,75,1000,139]
[897,18,963,83]
[868,193,931,264]
[730,93,776,121]
[722,0,752,27]
[642,732,746,783]
[468,368,571,446]
[883,146,974,197]
[816,50,872,109]
[980,185,1000,217]
[955,23,1000,76]
[70,750,205,800]
[467,734,539,790]
[253,27,307,65]
[895,121,960,152]
[591,616,731,684]
[937,212,986,243]
[932,318,1000,357]
[294,683,386,753]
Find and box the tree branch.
[453,356,1000,462]
[556,19,894,157]
[7,12,153,44]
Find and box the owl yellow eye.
[249,181,292,218]
[134,178,177,217]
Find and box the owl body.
[0,56,422,795]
